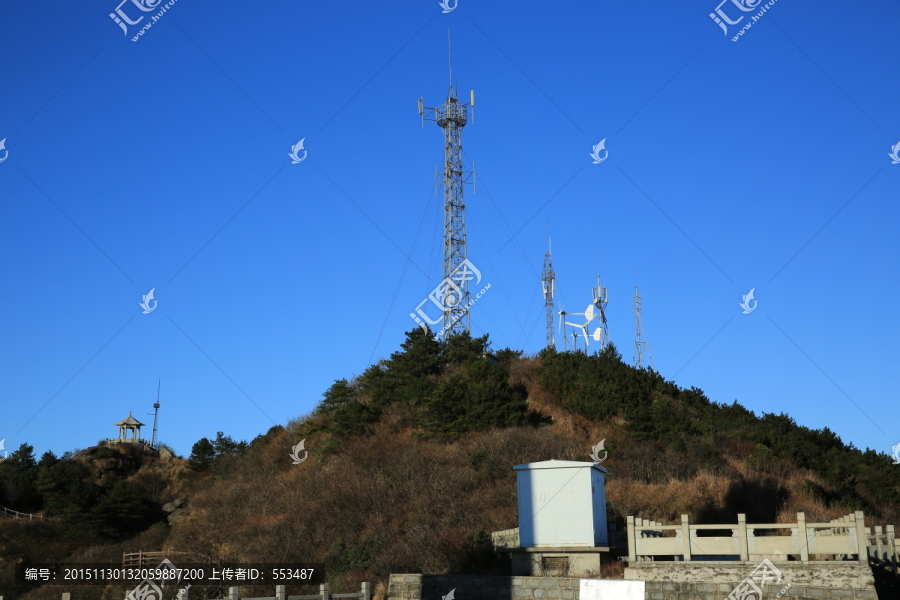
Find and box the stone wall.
[388,565,883,600]
[642,580,877,600]
[387,574,582,600]
[625,562,874,589]
[627,562,878,600]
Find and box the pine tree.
[188,438,215,471]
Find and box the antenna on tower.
[419,30,476,337]
[541,232,556,349]
[448,29,453,90]
[633,269,655,370]
[149,378,161,449]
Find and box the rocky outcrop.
[163,499,189,525]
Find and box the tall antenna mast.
[419,29,476,336]
[632,271,654,369]
[448,29,452,90]
[541,235,556,349]
[150,378,161,448]
[592,268,609,350]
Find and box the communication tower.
[591,274,609,349]
[633,284,654,370]
[419,31,476,336]
[541,238,556,348]
[149,379,160,449]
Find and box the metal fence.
[206,583,371,600]
[0,505,53,522]
[121,551,201,569]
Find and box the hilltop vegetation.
[1,329,898,600]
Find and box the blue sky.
[1,0,897,462]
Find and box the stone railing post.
[362,581,371,600]
[886,525,897,573]
[842,515,852,558]
[228,587,239,600]
[62,594,71,600]
[276,585,286,600]
[738,513,749,561]
[627,516,637,562]
[681,514,692,563]
[875,526,884,563]
[854,511,868,565]
[797,512,809,563]
[321,582,331,600]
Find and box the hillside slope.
[3,330,898,600]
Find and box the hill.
[2,329,898,600]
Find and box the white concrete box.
[513,459,608,547]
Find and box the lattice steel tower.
[419,33,475,336]
[541,238,556,348]
[592,274,609,350]
[632,284,655,370]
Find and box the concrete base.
[500,546,610,577]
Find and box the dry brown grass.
[124,456,193,505]
[8,356,897,597]
[158,412,890,593]
[157,409,899,593]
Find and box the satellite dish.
[592,328,602,341]
[584,304,596,322]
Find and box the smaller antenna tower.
[541,237,556,349]
[591,272,609,349]
[149,379,161,448]
[632,281,654,370]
